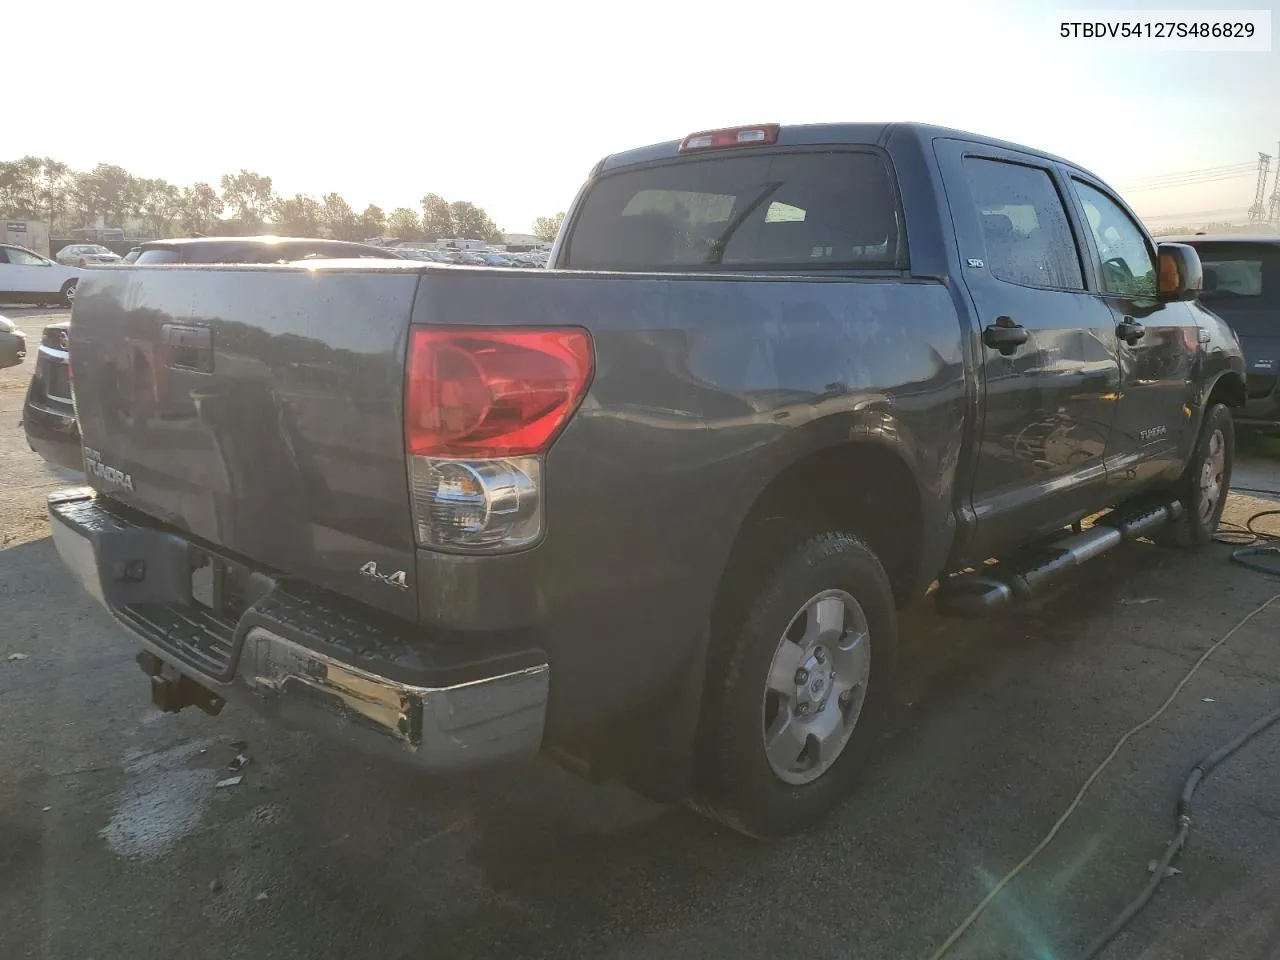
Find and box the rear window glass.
[1205,259,1263,296]
[134,249,182,264]
[1196,247,1278,300]
[565,151,902,271]
[1194,243,1280,334]
[140,244,291,264]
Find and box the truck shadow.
[269,536,1252,959]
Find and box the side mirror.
[1156,242,1202,302]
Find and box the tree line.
[0,156,566,243]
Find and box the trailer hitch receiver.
[136,651,226,716]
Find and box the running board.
[935,500,1184,618]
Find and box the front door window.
[1071,180,1157,299]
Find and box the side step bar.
[935,500,1184,618]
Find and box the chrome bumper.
[49,488,550,771]
[237,627,549,768]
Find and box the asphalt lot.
[4,306,1280,960]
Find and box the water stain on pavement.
[100,736,218,860]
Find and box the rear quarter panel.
[411,268,967,729]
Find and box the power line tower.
[1269,142,1280,224]
[1249,152,1272,222]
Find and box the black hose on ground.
[1214,504,1280,576]
[1076,501,1280,959]
[926,505,1280,960]
[1076,702,1280,960]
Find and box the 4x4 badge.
[360,561,408,589]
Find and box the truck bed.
[69,260,967,727]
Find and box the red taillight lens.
[405,327,594,458]
[678,123,779,153]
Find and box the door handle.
[1116,317,1145,345]
[983,317,1028,356]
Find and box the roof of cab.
[596,121,1106,182]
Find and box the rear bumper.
[0,331,25,369]
[1235,399,1280,429]
[23,396,83,471]
[1236,370,1280,427]
[49,488,550,771]
[23,345,83,471]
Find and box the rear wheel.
[60,280,77,307]
[695,532,897,838]
[1157,402,1234,548]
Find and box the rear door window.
[962,157,1085,291]
[565,151,903,271]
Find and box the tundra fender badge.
[360,561,408,589]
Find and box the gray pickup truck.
[49,122,1244,837]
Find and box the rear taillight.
[405,326,593,552]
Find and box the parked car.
[129,236,406,264]
[55,243,122,267]
[1165,234,1279,430]
[47,122,1243,838]
[0,314,26,369]
[0,244,81,306]
[22,320,79,470]
[122,247,142,263]
[22,235,407,473]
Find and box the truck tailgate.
[69,261,424,620]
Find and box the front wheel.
[695,532,897,838]
[60,280,77,307]
[1157,402,1234,548]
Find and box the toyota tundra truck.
[47,122,1245,837]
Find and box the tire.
[1157,402,1234,548]
[695,532,898,838]
[60,280,77,307]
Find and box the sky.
[7,0,1279,233]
